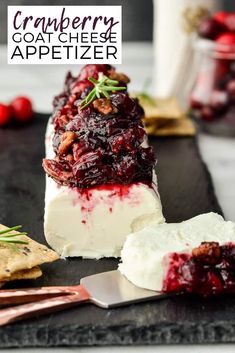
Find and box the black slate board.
[0,113,232,348]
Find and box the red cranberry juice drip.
[163,243,235,296]
[71,183,145,225]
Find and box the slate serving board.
[0,113,233,348]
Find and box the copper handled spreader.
[0,270,170,327]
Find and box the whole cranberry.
[0,103,11,127]
[216,32,235,46]
[210,90,228,111]
[213,11,228,26]
[198,18,223,40]
[201,106,215,122]
[110,93,143,120]
[11,96,33,122]
[71,79,93,95]
[78,64,111,81]
[225,13,235,32]
[226,79,235,100]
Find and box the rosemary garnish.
[0,225,28,246]
[135,78,156,107]
[137,92,156,106]
[80,73,126,109]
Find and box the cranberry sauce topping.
[163,242,235,296]
[43,64,156,188]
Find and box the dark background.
[0,0,235,44]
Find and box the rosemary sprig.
[0,226,29,246]
[137,92,156,106]
[136,78,157,107]
[80,73,126,109]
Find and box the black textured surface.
[0,114,229,348]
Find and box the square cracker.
[133,95,185,120]
[2,266,42,282]
[0,224,59,280]
[145,117,196,136]
[0,267,42,289]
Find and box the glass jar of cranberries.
[190,38,235,136]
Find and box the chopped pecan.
[42,159,73,185]
[58,131,77,155]
[108,70,130,83]
[93,98,118,115]
[192,242,221,264]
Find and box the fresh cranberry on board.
[0,104,11,127]
[10,96,33,122]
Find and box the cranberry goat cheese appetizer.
[43,65,164,258]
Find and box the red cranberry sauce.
[163,242,235,296]
[43,64,156,188]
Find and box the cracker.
[2,266,42,282]
[145,117,196,136]
[143,116,168,125]
[133,94,185,120]
[0,224,59,280]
